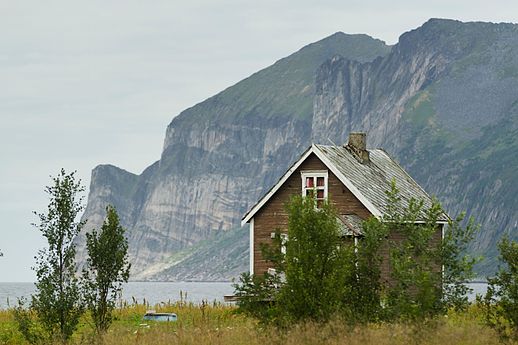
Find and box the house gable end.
[241,145,315,226]
[250,152,372,275]
[242,145,377,226]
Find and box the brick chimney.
[346,132,369,163]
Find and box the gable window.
[301,171,328,208]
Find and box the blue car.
[143,311,178,322]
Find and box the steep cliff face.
[79,33,390,280]
[312,19,518,272]
[80,19,518,280]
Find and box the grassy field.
[0,301,515,345]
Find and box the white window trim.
[301,170,328,202]
[241,145,385,226]
[280,233,288,255]
[270,232,289,255]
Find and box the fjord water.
[0,282,235,309]
[0,282,487,309]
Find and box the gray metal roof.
[242,143,449,225]
[314,144,449,222]
[337,214,364,237]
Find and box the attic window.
[301,171,328,208]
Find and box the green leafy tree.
[235,195,351,325]
[383,181,477,320]
[441,213,478,310]
[275,195,348,323]
[31,169,85,343]
[235,182,477,325]
[484,236,518,339]
[82,205,131,334]
[343,216,388,323]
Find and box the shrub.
[484,236,518,340]
[235,182,477,325]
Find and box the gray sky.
[1,0,517,281]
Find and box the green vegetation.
[234,182,477,325]
[233,195,354,324]
[230,183,518,343]
[175,32,390,126]
[0,302,516,345]
[277,195,354,323]
[29,169,85,343]
[1,176,516,344]
[82,205,131,334]
[233,195,387,324]
[13,171,134,343]
[484,236,518,340]
[384,189,477,319]
[402,91,436,128]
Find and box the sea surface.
[0,281,488,310]
[0,282,235,309]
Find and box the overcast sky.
[1,0,517,281]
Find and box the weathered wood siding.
[252,152,443,284]
[253,153,371,275]
[378,225,443,285]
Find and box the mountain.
[312,19,518,273]
[76,32,391,280]
[78,19,518,280]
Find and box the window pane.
[317,177,325,187]
[306,177,314,188]
[317,190,324,199]
[317,200,323,208]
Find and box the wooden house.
[241,132,449,279]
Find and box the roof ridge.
[242,143,449,225]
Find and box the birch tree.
[31,169,85,343]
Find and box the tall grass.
[0,302,515,345]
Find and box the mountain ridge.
[78,18,517,280]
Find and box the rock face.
[78,19,518,280]
[315,19,518,273]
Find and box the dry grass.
[99,316,507,345]
[0,302,515,345]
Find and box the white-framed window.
[280,233,288,255]
[268,232,288,284]
[301,170,328,208]
[271,232,288,254]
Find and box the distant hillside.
[78,19,517,280]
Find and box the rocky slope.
[77,32,391,280]
[78,19,517,280]
[312,19,518,273]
